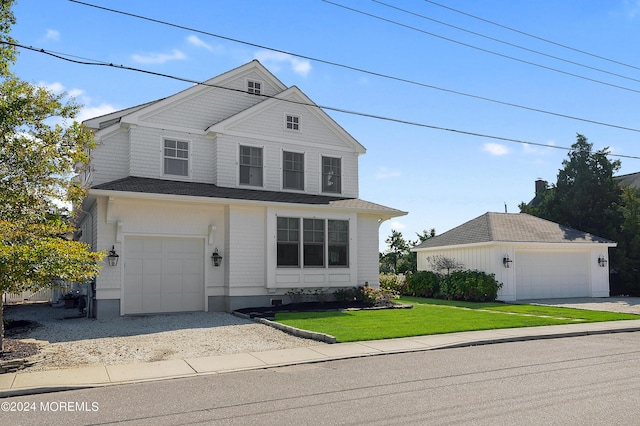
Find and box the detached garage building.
[412,213,616,301]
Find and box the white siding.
[357,215,382,287]
[227,206,266,295]
[91,130,129,186]
[142,72,281,130]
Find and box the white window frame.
[163,138,190,178]
[246,79,262,95]
[321,155,342,194]
[285,114,300,131]
[239,144,264,187]
[282,150,305,191]
[276,217,350,269]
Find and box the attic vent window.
[247,80,261,95]
[286,115,299,131]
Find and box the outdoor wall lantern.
[503,255,513,268]
[107,246,119,267]
[211,248,223,267]
[598,255,608,267]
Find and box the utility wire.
[6,41,640,161]
[423,0,640,73]
[374,0,640,85]
[323,0,640,95]
[66,0,640,134]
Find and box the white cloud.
[254,50,312,77]
[482,142,509,156]
[35,81,117,122]
[186,35,214,51]
[45,29,60,41]
[131,49,186,64]
[390,221,406,230]
[41,81,65,93]
[77,104,118,122]
[376,167,401,179]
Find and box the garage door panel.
[124,237,204,315]
[143,294,162,313]
[516,251,589,299]
[124,294,143,314]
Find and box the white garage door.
[123,237,204,314]
[516,251,590,299]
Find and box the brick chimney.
[535,179,548,195]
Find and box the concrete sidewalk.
[3,319,640,397]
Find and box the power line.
[374,0,640,85]
[323,0,640,95]
[423,0,640,73]
[65,0,640,134]
[6,41,640,161]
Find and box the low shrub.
[440,270,502,302]
[404,271,441,298]
[333,287,357,303]
[334,283,395,306]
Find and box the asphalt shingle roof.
[413,212,614,250]
[91,176,405,214]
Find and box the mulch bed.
[1,319,42,362]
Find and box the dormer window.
[247,80,261,95]
[286,115,299,131]
[164,138,189,177]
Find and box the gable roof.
[413,212,615,250]
[615,172,640,190]
[83,60,288,132]
[206,85,366,154]
[90,177,406,218]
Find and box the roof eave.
[88,188,406,216]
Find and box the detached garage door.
[515,251,590,299]
[123,237,204,315]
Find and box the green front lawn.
[274,297,640,342]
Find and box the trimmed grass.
[273,297,640,342]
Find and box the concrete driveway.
[522,297,640,315]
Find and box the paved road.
[3,331,640,425]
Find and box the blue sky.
[9,0,640,250]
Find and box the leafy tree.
[612,187,640,295]
[381,230,408,274]
[0,0,103,349]
[520,134,622,237]
[519,133,640,295]
[380,228,436,274]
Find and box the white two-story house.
[80,60,406,318]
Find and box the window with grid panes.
[283,151,304,190]
[164,139,189,176]
[303,219,324,267]
[328,220,349,266]
[277,217,299,267]
[239,145,263,186]
[286,115,299,131]
[322,156,341,193]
